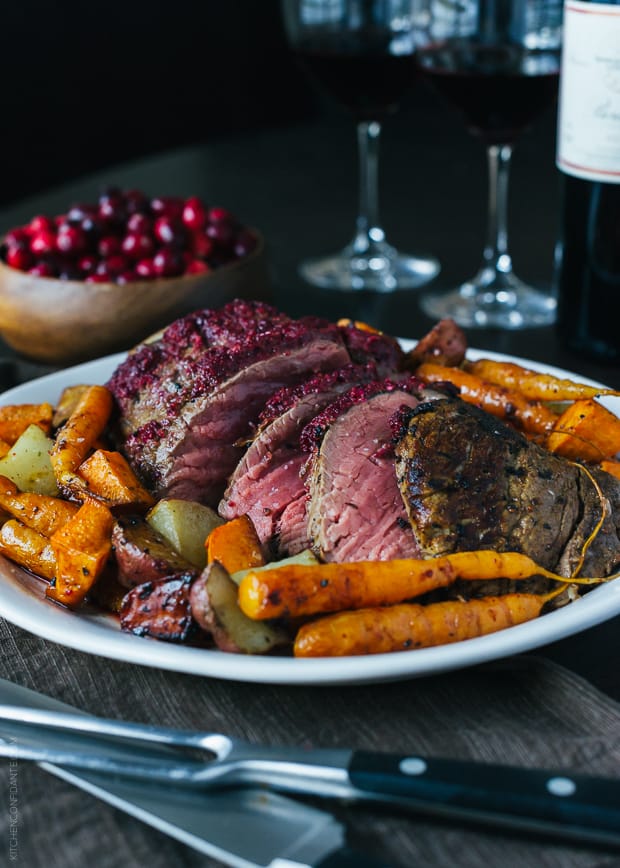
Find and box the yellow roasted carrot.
[0,403,53,443]
[77,449,155,508]
[416,363,558,436]
[206,515,265,574]
[50,385,113,493]
[547,399,620,462]
[47,499,114,606]
[0,519,56,580]
[294,593,549,657]
[465,358,620,402]
[239,550,568,621]
[0,475,78,537]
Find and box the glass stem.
[353,120,385,254]
[482,143,513,278]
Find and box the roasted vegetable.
[0,403,53,443]
[465,358,620,402]
[0,424,58,496]
[50,385,113,493]
[147,499,223,568]
[547,398,620,462]
[78,449,155,508]
[0,475,78,537]
[205,514,264,574]
[112,515,197,588]
[120,573,198,642]
[0,519,56,580]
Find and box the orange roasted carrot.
[50,385,113,490]
[465,358,620,402]
[416,363,558,436]
[238,550,566,621]
[77,449,155,508]
[0,403,53,443]
[47,499,114,606]
[600,459,620,480]
[547,399,620,462]
[0,519,56,581]
[293,593,549,657]
[0,475,79,537]
[206,515,265,574]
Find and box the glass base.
[299,241,440,293]
[421,269,557,329]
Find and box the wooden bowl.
[0,233,271,366]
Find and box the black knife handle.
[348,751,620,847]
[315,843,396,868]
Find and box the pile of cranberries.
[0,188,259,284]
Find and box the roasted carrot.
[52,385,91,429]
[0,519,56,581]
[547,398,620,462]
[77,449,155,508]
[50,385,113,492]
[206,515,265,574]
[600,459,620,481]
[238,550,568,620]
[0,440,11,459]
[336,318,383,335]
[0,403,53,443]
[293,593,549,657]
[465,358,620,402]
[0,475,79,537]
[47,499,114,606]
[416,363,558,436]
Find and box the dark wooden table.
[1,106,619,868]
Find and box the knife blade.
[0,679,393,868]
[1,678,619,850]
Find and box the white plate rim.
[0,342,619,686]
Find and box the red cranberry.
[98,235,122,257]
[124,189,150,215]
[101,255,128,276]
[30,230,57,256]
[150,196,184,219]
[135,258,157,279]
[185,259,211,274]
[127,213,152,234]
[98,191,126,225]
[5,247,33,270]
[154,216,186,247]
[206,221,235,248]
[152,248,184,277]
[182,196,207,231]
[85,273,112,283]
[78,255,98,274]
[233,229,258,258]
[29,215,56,235]
[29,262,56,277]
[121,232,155,258]
[56,225,88,255]
[117,269,139,284]
[66,204,97,223]
[191,234,215,259]
[208,206,234,223]
[4,227,29,247]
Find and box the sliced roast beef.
[219,364,377,551]
[394,397,620,578]
[108,302,351,505]
[303,377,425,563]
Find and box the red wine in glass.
[418,42,560,143]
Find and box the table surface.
[1,105,619,868]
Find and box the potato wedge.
[0,424,58,496]
[190,561,289,654]
[147,499,223,568]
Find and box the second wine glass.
[282,0,440,292]
[417,0,562,328]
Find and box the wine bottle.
[554,0,620,362]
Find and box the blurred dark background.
[0,0,318,207]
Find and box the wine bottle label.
[557,0,620,184]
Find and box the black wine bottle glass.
[417,0,562,328]
[281,0,440,292]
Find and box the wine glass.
[417,0,562,328]
[281,0,440,292]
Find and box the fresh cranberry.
[206,221,235,248]
[207,206,234,223]
[29,215,56,235]
[30,230,57,256]
[98,235,122,257]
[78,255,98,274]
[29,262,56,277]
[152,248,184,277]
[5,247,33,270]
[98,190,126,225]
[135,258,157,279]
[117,269,139,284]
[127,213,152,234]
[154,216,186,247]
[66,203,97,223]
[121,232,155,258]
[4,227,29,247]
[182,196,207,231]
[191,234,215,259]
[233,229,258,258]
[185,259,211,275]
[101,254,129,276]
[150,196,184,219]
[56,225,88,255]
[124,189,150,215]
[85,272,112,283]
